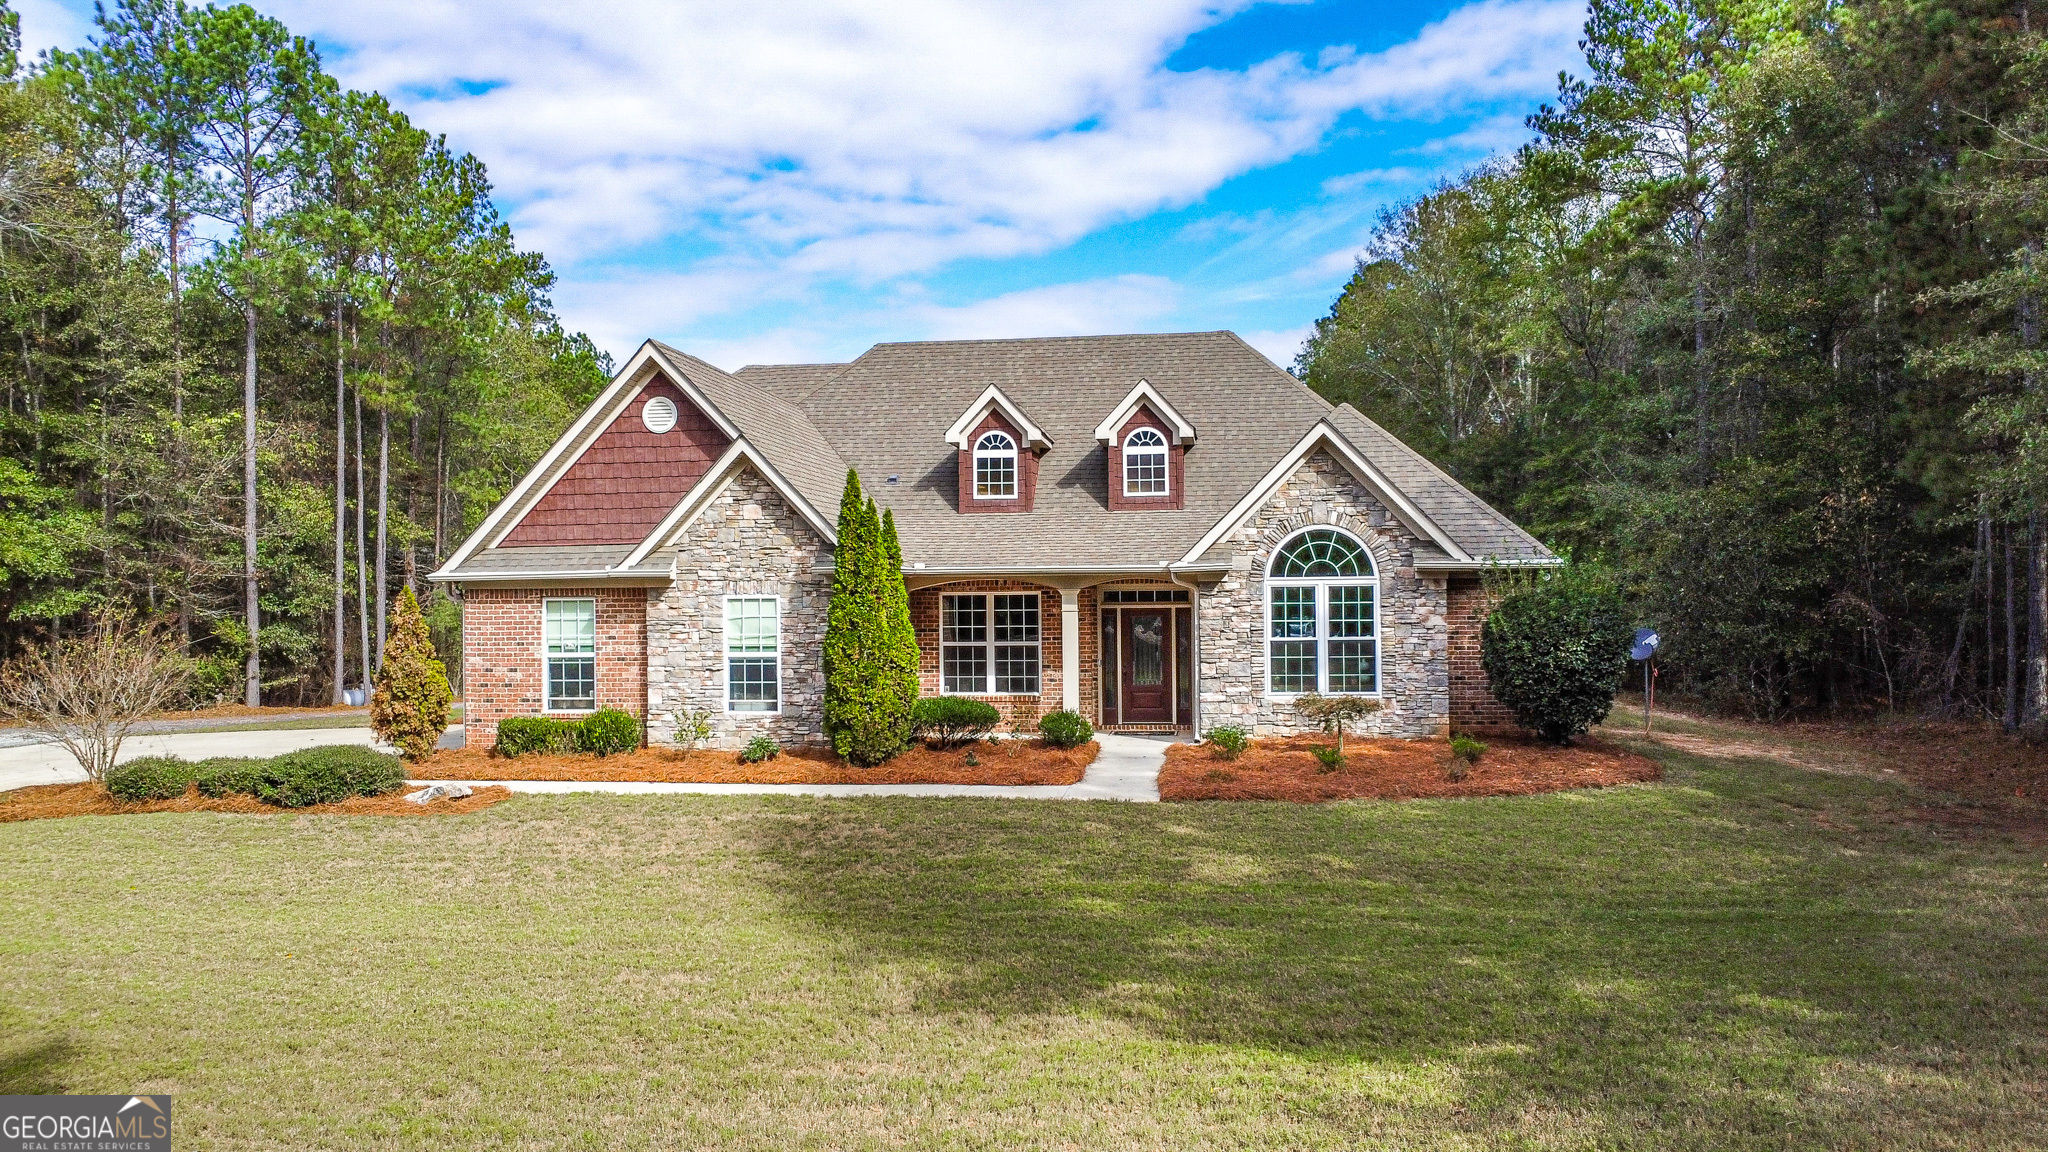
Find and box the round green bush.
[494,717,581,757]
[910,696,1002,747]
[1480,571,1634,744]
[1037,710,1093,750]
[252,746,406,808]
[193,758,265,798]
[578,708,642,757]
[1205,724,1250,761]
[106,756,196,801]
[739,735,781,764]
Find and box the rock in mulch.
[404,782,474,804]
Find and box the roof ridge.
[860,329,1236,350]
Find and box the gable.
[500,376,731,547]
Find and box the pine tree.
[822,471,912,765]
[369,585,452,761]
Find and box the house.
[429,332,1554,749]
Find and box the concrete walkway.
[1,727,1172,802]
[416,731,1172,803]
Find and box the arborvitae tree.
[369,585,452,761]
[876,507,920,733]
[821,471,911,765]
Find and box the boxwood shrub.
[910,696,1001,747]
[250,746,407,808]
[1037,710,1093,750]
[578,708,641,757]
[193,757,266,798]
[106,756,196,801]
[1480,568,1633,744]
[495,716,581,757]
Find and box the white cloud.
[908,275,1181,342]
[1240,324,1315,371]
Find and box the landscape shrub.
[669,707,714,752]
[369,587,454,762]
[1293,691,1381,755]
[1481,568,1633,744]
[1447,734,1488,782]
[910,696,1001,747]
[1037,710,1092,749]
[193,757,265,798]
[578,708,641,756]
[495,717,581,757]
[822,471,919,766]
[740,735,781,764]
[106,756,196,801]
[1310,745,1344,772]
[251,746,407,808]
[1205,724,1250,760]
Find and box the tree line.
[1299,0,2048,727]
[0,0,609,705]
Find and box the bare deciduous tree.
[0,612,191,784]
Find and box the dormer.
[947,384,1051,513]
[1095,380,1195,511]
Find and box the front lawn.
[2,741,2044,1149]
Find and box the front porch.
[906,576,1198,736]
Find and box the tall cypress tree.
[822,471,911,764]
[877,507,921,732]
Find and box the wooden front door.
[1118,609,1172,723]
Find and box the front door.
[1118,609,1172,722]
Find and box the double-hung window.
[544,598,596,711]
[973,431,1017,499]
[724,596,780,712]
[941,593,1040,694]
[1266,528,1379,695]
[1123,427,1168,496]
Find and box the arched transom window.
[1123,427,1168,496]
[1267,527,1378,695]
[973,431,1017,499]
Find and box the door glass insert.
[1130,613,1164,686]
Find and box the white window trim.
[542,597,598,714]
[722,594,783,715]
[1122,427,1170,497]
[1261,529,1382,700]
[939,592,1042,696]
[972,431,1020,501]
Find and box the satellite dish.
[1631,627,1660,661]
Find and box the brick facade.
[1192,450,1449,738]
[461,585,649,748]
[1447,575,1518,733]
[910,580,1064,731]
[502,376,729,546]
[646,465,833,749]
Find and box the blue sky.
[19,0,1588,371]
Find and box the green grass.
[2,745,2044,1149]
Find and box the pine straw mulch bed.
[1160,733,1660,803]
[412,739,1098,786]
[0,782,513,823]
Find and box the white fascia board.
[439,342,666,575]
[1174,422,1471,568]
[1093,379,1196,444]
[945,383,1052,449]
[627,439,838,565]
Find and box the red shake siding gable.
[1106,407,1185,511]
[955,410,1038,513]
[461,586,648,748]
[502,375,730,546]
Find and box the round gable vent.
[642,394,678,434]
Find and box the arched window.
[1267,527,1378,695]
[1123,427,1168,496]
[973,431,1017,499]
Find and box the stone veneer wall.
[461,585,649,748]
[646,466,832,749]
[1194,450,1449,738]
[909,580,1065,730]
[1447,575,1519,733]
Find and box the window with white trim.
[724,596,780,712]
[1123,427,1168,496]
[1266,528,1378,695]
[941,593,1040,693]
[973,431,1017,499]
[544,598,597,711]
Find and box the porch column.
[1061,587,1080,712]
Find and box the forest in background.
[1300,0,2048,726]
[0,0,610,705]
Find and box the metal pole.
[1644,660,1652,735]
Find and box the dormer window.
[974,431,1018,499]
[1123,428,1168,496]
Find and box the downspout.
[1167,565,1203,739]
